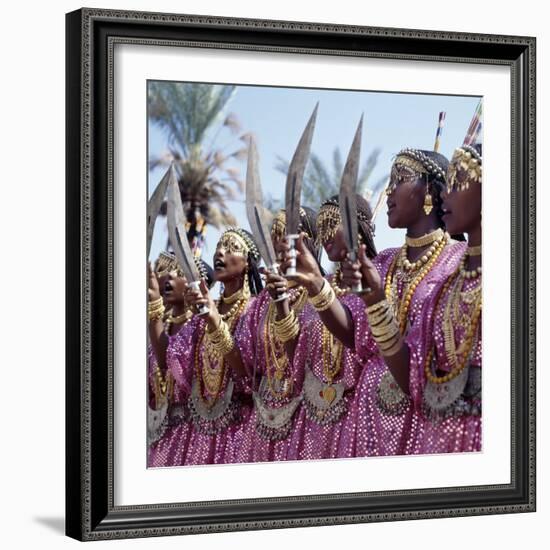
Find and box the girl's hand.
[341,245,385,306]
[261,267,289,301]
[148,262,161,302]
[184,279,218,322]
[279,232,324,295]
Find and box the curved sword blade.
[285,103,319,235]
[245,137,277,266]
[166,165,201,282]
[339,115,363,255]
[147,166,170,257]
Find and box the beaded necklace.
[424,261,482,384]
[194,294,249,406]
[264,286,308,400]
[318,271,348,401]
[385,232,448,334]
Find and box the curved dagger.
[339,115,364,293]
[147,166,171,258]
[245,136,288,302]
[166,164,209,315]
[285,103,319,275]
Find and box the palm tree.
[275,147,387,209]
[148,82,249,251]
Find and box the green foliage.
[148,82,248,237]
[275,146,386,209]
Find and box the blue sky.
[148,82,479,271]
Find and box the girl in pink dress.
[234,207,322,463]
[168,228,263,465]
[278,194,379,460]
[407,143,482,454]
[147,253,213,467]
[312,149,466,457]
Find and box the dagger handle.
[267,264,289,302]
[348,250,363,293]
[285,234,300,277]
[189,280,210,316]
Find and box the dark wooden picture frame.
[66,8,536,541]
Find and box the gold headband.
[393,155,428,175]
[315,202,371,246]
[447,146,482,192]
[155,252,179,277]
[218,228,260,262]
[270,208,310,241]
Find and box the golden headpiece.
[446,145,482,192]
[218,228,261,263]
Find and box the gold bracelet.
[379,336,404,357]
[366,299,389,315]
[368,306,394,327]
[275,319,300,343]
[309,280,336,312]
[207,321,235,357]
[148,304,165,322]
[370,315,399,336]
[273,310,300,343]
[148,297,164,311]
[374,322,400,342]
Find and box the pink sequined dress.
[349,241,467,457]
[153,299,256,466]
[407,271,482,454]
[147,332,194,467]
[234,287,311,464]
[286,290,368,460]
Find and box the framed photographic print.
[65,7,536,541]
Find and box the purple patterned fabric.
[147,336,193,468]
[287,291,366,460]
[234,288,310,463]
[148,298,256,467]
[349,241,467,457]
[406,272,482,454]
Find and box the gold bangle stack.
[273,309,300,343]
[309,279,336,312]
[206,320,235,358]
[366,299,403,357]
[148,297,165,322]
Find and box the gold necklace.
[265,304,292,398]
[425,271,482,384]
[220,287,245,305]
[401,231,446,272]
[195,294,249,405]
[459,256,482,279]
[331,266,349,298]
[321,325,343,383]
[165,308,193,325]
[405,228,444,248]
[385,233,448,333]
[467,244,482,256]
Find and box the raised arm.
[341,244,410,394]
[282,233,356,349]
[147,263,169,370]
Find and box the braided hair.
[317,194,377,259]
[270,206,325,276]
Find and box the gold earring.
[243,268,251,299]
[423,188,433,216]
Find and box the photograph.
[64,7,535,540]
[145,80,483,468]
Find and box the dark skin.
[184,241,250,378]
[147,264,190,371]
[441,170,482,272]
[264,234,309,362]
[341,170,450,393]
[280,229,356,349]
